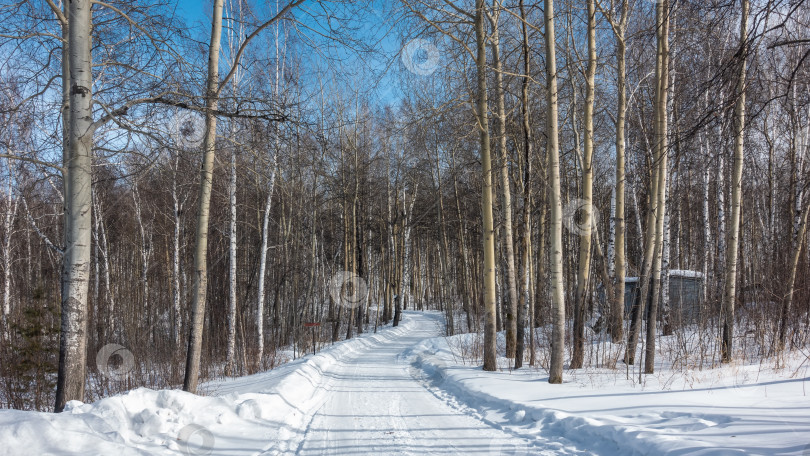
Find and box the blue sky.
[170,0,408,106]
[175,0,211,28]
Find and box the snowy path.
[292,313,535,455]
[9,310,805,455]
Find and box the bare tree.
[721,0,749,363]
[546,0,566,384]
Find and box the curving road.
[293,312,534,455]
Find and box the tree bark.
[488,4,519,360]
[225,139,238,376]
[643,0,671,375]
[256,152,279,364]
[721,0,748,363]
[474,0,498,372]
[55,0,93,412]
[571,0,597,370]
[545,0,566,384]
[778,201,809,351]
[515,0,532,370]
[183,0,224,393]
[611,0,628,343]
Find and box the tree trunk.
[474,0,498,372]
[515,0,532,370]
[644,0,670,374]
[225,141,238,376]
[55,0,93,412]
[702,160,711,304]
[1,175,17,322]
[171,155,183,343]
[721,0,748,363]
[611,1,628,343]
[545,0,566,384]
[489,5,519,359]
[183,0,224,393]
[571,0,597,370]
[256,152,279,365]
[778,201,809,351]
[626,61,663,368]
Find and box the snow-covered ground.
[413,315,810,456]
[1,311,808,455]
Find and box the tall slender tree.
[721,0,749,363]
[546,0,566,384]
[572,0,597,370]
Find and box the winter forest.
[0,0,809,454]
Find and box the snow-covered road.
[4,310,807,455]
[293,313,535,455]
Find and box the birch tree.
[474,0,498,372]
[54,0,93,412]
[721,0,749,363]
[486,1,518,360]
[643,0,670,375]
[597,0,629,343]
[571,0,597,370]
[546,0,566,384]
[514,0,533,369]
[183,0,303,393]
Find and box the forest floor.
[0,311,808,455]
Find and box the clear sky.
[175,0,211,29]
[170,0,408,106]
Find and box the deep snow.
[0,311,808,455]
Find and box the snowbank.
[409,332,810,456]
[0,316,420,455]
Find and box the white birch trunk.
[545,0,566,384]
[717,152,726,281]
[608,190,616,281]
[171,156,182,343]
[702,163,711,303]
[2,173,18,319]
[224,0,245,377]
[488,6,519,359]
[572,0,597,370]
[226,141,238,376]
[131,182,150,335]
[255,152,278,369]
[721,0,748,362]
[55,0,93,411]
[183,0,225,394]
